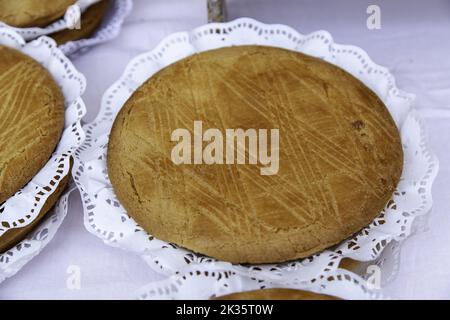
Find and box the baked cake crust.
[0,45,64,204]
[217,288,338,300]
[0,0,76,28]
[108,45,403,264]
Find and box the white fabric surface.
[1,0,449,299]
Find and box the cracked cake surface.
[0,45,64,204]
[0,0,76,28]
[107,45,403,264]
[218,288,338,300]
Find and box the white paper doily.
[60,0,133,57]
[0,26,86,255]
[0,186,75,283]
[73,18,438,300]
[0,0,101,41]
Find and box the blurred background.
[226,0,450,113]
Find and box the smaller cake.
[50,0,110,45]
[217,289,338,300]
[0,45,65,252]
[0,0,76,28]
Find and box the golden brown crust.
[107,45,403,264]
[339,258,361,271]
[50,0,109,46]
[216,288,339,300]
[0,0,76,28]
[0,160,71,253]
[0,45,65,204]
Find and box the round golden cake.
[108,45,403,264]
[0,0,76,28]
[50,0,110,46]
[0,45,64,204]
[217,288,338,300]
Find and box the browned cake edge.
[215,288,339,300]
[0,159,72,253]
[0,0,77,28]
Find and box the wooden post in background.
[208,0,226,22]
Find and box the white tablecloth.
[1,0,449,299]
